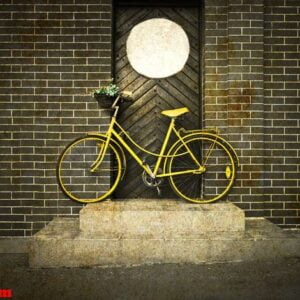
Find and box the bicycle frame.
[91,108,204,179]
[58,92,239,204]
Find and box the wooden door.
[114,5,201,199]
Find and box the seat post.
[153,118,175,176]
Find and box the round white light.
[126,18,190,79]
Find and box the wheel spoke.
[168,135,235,203]
[58,137,122,203]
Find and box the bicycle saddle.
[161,107,189,118]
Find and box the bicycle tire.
[57,135,122,203]
[167,135,236,203]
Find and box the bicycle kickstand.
[156,185,161,197]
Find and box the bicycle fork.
[90,122,115,173]
[90,142,106,172]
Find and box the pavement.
[0,254,300,300]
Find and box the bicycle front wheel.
[168,136,236,203]
[57,135,122,203]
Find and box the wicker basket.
[94,94,114,108]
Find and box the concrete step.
[29,216,300,268]
[79,200,245,237]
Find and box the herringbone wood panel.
[114,7,200,198]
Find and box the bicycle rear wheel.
[57,135,122,203]
[168,135,236,203]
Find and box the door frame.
[112,0,205,130]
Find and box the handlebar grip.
[120,91,133,101]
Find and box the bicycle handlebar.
[112,91,133,117]
[112,91,133,108]
[111,94,121,109]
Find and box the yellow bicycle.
[57,92,239,204]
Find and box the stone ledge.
[80,200,245,237]
[0,238,30,253]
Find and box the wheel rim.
[168,137,236,203]
[58,136,122,203]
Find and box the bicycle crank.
[142,168,164,197]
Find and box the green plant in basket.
[93,83,119,98]
[92,83,120,108]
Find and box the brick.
[272,210,297,217]
[246,210,268,217]
[0,230,25,237]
